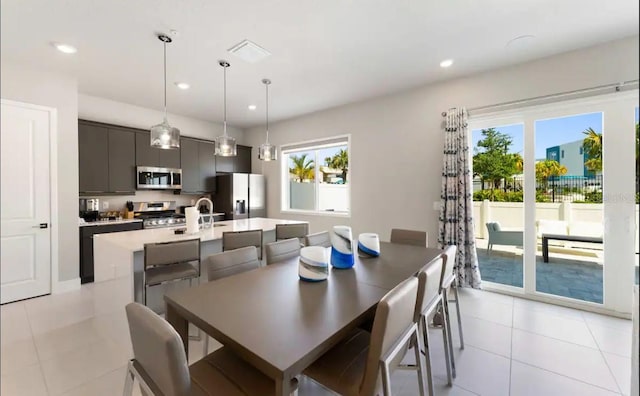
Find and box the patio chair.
[485,222,523,253]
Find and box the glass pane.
[317,145,349,212]
[287,150,316,210]
[472,124,524,288]
[534,112,603,303]
[636,107,639,285]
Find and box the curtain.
[438,107,482,289]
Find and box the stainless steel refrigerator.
[215,174,266,220]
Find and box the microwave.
[136,166,182,190]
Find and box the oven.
[136,166,182,190]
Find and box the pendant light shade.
[150,34,180,149]
[258,78,277,161]
[215,60,237,157]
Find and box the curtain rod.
[441,79,639,117]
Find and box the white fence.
[473,200,640,251]
[290,182,349,212]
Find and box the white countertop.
[93,217,307,252]
[79,219,143,227]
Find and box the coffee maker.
[79,198,100,222]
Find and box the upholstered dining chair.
[142,238,201,307]
[302,277,427,396]
[439,244,463,380]
[304,231,332,248]
[201,246,261,355]
[390,228,428,247]
[275,223,309,245]
[222,229,264,260]
[124,302,298,396]
[265,238,301,265]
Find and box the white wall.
[78,94,244,142]
[245,36,640,247]
[1,62,79,282]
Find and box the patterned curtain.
[438,107,482,289]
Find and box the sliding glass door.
[469,91,638,315]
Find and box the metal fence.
[473,175,603,203]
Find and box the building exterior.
[546,139,595,177]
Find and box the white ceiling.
[1,0,638,128]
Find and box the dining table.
[164,241,443,396]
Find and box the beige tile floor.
[0,276,633,395]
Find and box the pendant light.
[258,78,277,161]
[150,34,180,149]
[215,60,237,157]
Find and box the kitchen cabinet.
[78,123,109,193]
[79,221,143,283]
[215,145,252,174]
[108,127,136,193]
[135,132,181,169]
[180,137,217,193]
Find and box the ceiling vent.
[227,39,271,63]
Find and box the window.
[580,147,584,155]
[281,135,350,215]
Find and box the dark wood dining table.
[165,241,442,396]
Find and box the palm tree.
[324,149,349,183]
[535,160,567,190]
[289,154,315,182]
[582,127,602,172]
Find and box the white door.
[1,100,52,304]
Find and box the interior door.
[1,100,52,304]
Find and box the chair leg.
[440,300,453,386]
[203,335,209,356]
[413,329,427,396]
[381,362,392,396]
[142,284,147,307]
[452,282,464,349]
[188,278,202,342]
[443,288,456,379]
[419,315,434,396]
[123,362,135,396]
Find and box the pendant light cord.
[163,41,167,119]
[265,82,269,143]
[223,64,227,136]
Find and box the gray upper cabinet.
[215,153,234,173]
[180,137,217,193]
[135,132,180,168]
[79,123,109,193]
[108,127,136,193]
[158,143,181,168]
[236,145,252,173]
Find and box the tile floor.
[0,276,633,395]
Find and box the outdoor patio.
[475,239,640,304]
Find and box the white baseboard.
[52,277,81,294]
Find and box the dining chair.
[275,223,309,245]
[390,228,428,247]
[265,238,301,265]
[123,302,298,396]
[439,244,463,380]
[201,246,260,355]
[142,238,201,307]
[304,231,331,248]
[222,229,264,260]
[302,277,427,396]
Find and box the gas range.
[133,201,186,229]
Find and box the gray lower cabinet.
[108,127,136,193]
[79,221,143,283]
[180,137,217,193]
[79,123,109,193]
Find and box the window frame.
[280,134,351,217]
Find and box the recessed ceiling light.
[440,59,453,68]
[175,82,190,90]
[52,42,77,54]
[248,105,257,111]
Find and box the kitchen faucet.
[194,197,214,229]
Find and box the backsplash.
[81,191,212,213]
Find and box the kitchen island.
[93,218,307,310]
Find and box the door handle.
[32,223,48,229]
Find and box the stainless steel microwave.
[136,166,182,190]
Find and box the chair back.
[440,245,458,290]
[265,238,301,265]
[144,238,200,270]
[415,256,444,320]
[275,223,309,242]
[205,246,260,282]
[390,228,427,247]
[304,231,331,248]
[360,277,419,396]
[125,302,190,396]
[222,229,264,260]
